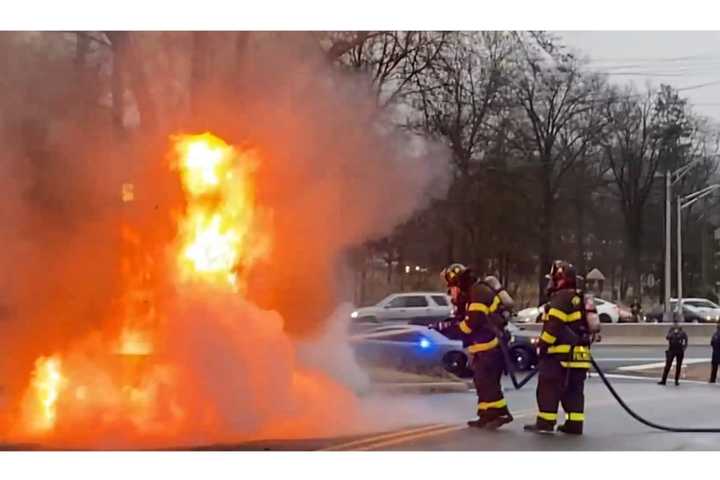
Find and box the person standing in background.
[659,323,688,386]
[709,324,720,383]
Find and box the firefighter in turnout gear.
[433,264,515,430]
[524,260,595,435]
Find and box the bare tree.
[511,32,609,298]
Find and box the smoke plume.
[0,32,450,447]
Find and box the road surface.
[4,344,718,451]
[188,345,720,451]
[591,344,711,371]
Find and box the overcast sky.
[557,31,720,122]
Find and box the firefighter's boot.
[485,413,514,430]
[556,422,583,435]
[467,417,492,429]
[523,422,555,434]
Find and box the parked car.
[349,292,451,326]
[349,322,539,376]
[513,297,620,324]
[678,298,720,322]
[645,298,720,323]
[349,324,465,373]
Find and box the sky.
[557,31,720,122]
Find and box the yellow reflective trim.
[567,412,585,422]
[548,344,570,353]
[547,308,582,323]
[459,320,472,334]
[547,345,590,354]
[560,361,591,369]
[540,331,557,344]
[489,296,501,313]
[468,296,501,315]
[538,412,557,421]
[478,398,507,411]
[467,338,499,353]
[468,302,489,314]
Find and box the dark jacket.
[441,281,506,352]
[537,288,591,369]
[666,327,688,352]
[711,331,720,363]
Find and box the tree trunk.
[106,31,127,138]
[574,186,586,275]
[191,31,211,118]
[74,32,89,71]
[538,165,554,303]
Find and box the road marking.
[356,425,466,450]
[600,372,720,386]
[321,424,449,451]
[356,409,537,451]
[596,357,664,361]
[617,359,706,371]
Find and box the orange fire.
[14,132,351,447]
[173,132,270,290]
[25,356,65,433]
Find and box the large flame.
[14,133,286,437]
[173,132,270,289]
[25,356,65,433]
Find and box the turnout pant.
[534,355,587,432]
[471,348,510,420]
[660,349,684,384]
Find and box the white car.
[673,298,720,323]
[350,292,452,326]
[513,297,620,324]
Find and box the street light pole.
[676,183,720,322]
[677,196,682,321]
[663,159,700,322]
[664,171,672,321]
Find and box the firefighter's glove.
[429,321,452,332]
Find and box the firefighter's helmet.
[442,263,471,287]
[546,260,577,293]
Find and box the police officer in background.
[658,323,688,386]
[525,260,596,435]
[433,263,515,430]
[709,324,720,383]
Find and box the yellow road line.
[357,425,466,450]
[321,424,448,451]
[357,409,536,451]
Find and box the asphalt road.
[366,376,720,451]
[181,374,720,451]
[591,344,712,371]
[176,346,720,451]
[5,344,719,451]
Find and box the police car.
[349,322,538,375]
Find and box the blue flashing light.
[419,337,431,349]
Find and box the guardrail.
[513,323,718,346]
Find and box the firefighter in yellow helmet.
[524,260,595,435]
[433,263,515,430]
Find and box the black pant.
[710,361,719,383]
[534,355,587,432]
[660,349,684,384]
[471,347,510,420]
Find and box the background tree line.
[2,31,719,309]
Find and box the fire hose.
[498,336,720,433]
[497,335,538,389]
[589,356,720,433]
